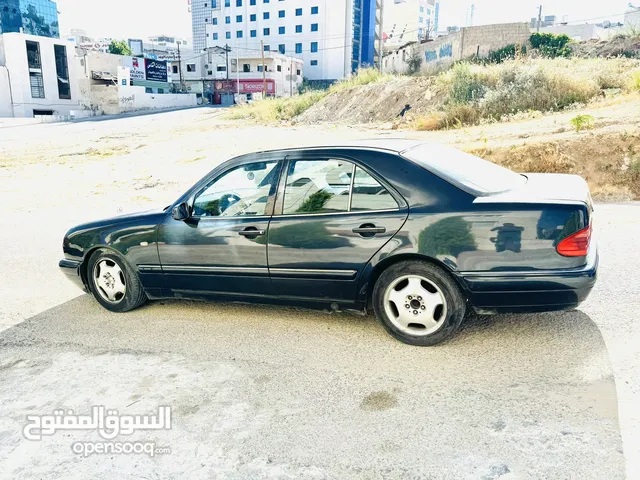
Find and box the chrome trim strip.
[347,163,356,212]
[138,264,163,273]
[272,208,401,218]
[162,265,269,275]
[270,268,357,279]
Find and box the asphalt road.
[0,111,638,478]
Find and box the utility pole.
[289,64,292,97]
[177,42,184,92]
[536,5,543,32]
[261,40,266,97]
[236,46,240,101]
[225,43,229,81]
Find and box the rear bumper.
[460,244,598,314]
[59,258,87,291]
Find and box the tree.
[406,49,423,75]
[108,40,132,56]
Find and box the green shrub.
[633,70,640,91]
[530,33,572,58]
[487,44,527,64]
[570,114,595,132]
[445,63,490,104]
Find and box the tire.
[86,249,147,313]
[372,260,466,346]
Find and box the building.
[0,32,78,117]
[172,46,303,102]
[626,6,640,28]
[0,0,59,37]
[529,15,557,29]
[192,0,382,82]
[383,0,440,47]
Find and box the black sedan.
[60,140,597,346]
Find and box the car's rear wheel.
[87,250,147,312]
[372,260,466,346]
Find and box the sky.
[54,0,634,42]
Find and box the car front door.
[157,159,282,298]
[267,154,409,305]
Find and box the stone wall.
[383,22,531,74]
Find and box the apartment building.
[192,0,381,82]
[0,32,79,117]
[383,0,440,47]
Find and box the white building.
[194,0,381,82]
[383,0,440,47]
[0,32,80,117]
[173,47,303,102]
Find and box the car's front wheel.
[372,260,466,346]
[87,250,147,312]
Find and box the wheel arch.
[79,245,124,288]
[365,254,469,309]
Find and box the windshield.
[401,143,526,196]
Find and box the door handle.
[238,227,265,237]
[352,224,386,236]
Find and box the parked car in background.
[60,140,597,346]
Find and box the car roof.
[253,139,426,155]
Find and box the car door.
[267,154,409,304]
[157,159,282,298]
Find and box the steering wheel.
[218,193,241,214]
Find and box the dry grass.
[411,114,442,131]
[468,131,640,200]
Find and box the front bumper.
[460,244,598,314]
[59,258,87,291]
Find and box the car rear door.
[267,153,409,305]
[157,158,282,298]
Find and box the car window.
[351,167,399,211]
[192,161,278,217]
[283,159,352,214]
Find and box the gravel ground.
[0,108,638,479]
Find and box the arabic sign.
[145,59,168,82]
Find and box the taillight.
[556,224,592,257]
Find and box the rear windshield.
[401,143,526,196]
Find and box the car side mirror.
[171,202,190,221]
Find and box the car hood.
[65,208,168,236]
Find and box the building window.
[296,69,301,75]
[187,63,196,72]
[263,44,270,51]
[310,60,318,66]
[257,65,263,72]
[250,0,255,4]
[208,70,213,75]
[295,25,302,33]
[29,72,45,98]
[311,6,318,14]
[158,88,164,94]
[243,63,250,72]
[172,65,179,73]
[226,31,231,39]
[277,64,282,72]
[26,41,42,69]
[225,0,230,6]
[213,18,218,25]
[250,30,257,37]
[225,16,230,23]
[295,8,302,16]
[145,87,153,93]
[310,41,318,53]
[54,45,70,100]
[213,33,219,40]
[279,26,285,34]
[263,27,270,35]
[419,17,423,23]
[217,65,227,71]
[278,10,285,18]
[295,43,302,54]
[264,0,269,3]
[250,13,256,21]
[263,12,269,19]
[311,23,318,32]
[236,0,242,5]
[236,15,242,22]
[279,44,285,54]
[237,30,243,38]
